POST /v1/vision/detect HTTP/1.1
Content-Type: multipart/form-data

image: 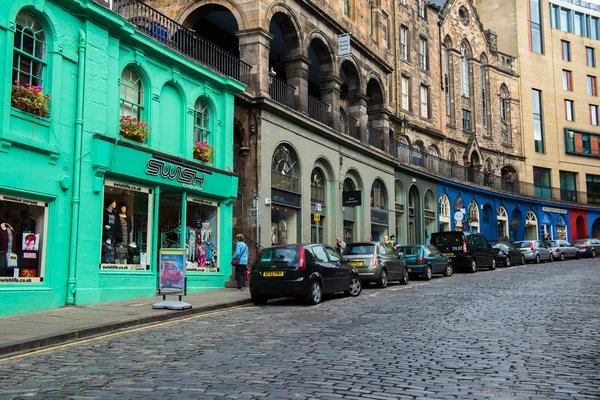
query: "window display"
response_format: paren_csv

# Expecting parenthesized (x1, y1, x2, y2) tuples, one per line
(0, 194, 48, 283)
(271, 207, 297, 245)
(185, 197, 219, 272)
(100, 180, 152, 270)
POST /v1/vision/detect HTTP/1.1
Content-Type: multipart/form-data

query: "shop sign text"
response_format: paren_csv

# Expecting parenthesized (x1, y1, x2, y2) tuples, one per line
(542, 206, 568, 215)
(146, 159, 206, 191)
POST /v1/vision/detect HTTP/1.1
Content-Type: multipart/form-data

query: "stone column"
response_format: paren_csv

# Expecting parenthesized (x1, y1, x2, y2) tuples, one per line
(368, 110, 391, 152)
(348, 94, 369, 144)
(320, 77, 343, 131)
(284, 54, 311, 114)
(237, 28, 273, 96)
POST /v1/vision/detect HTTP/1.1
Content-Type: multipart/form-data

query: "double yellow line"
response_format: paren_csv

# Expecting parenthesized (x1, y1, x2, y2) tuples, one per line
(0, 306, 249, 363)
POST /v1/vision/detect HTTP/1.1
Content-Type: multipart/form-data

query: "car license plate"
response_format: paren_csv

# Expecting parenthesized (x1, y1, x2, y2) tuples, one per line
(444, 252, 454, 257)
(263, 271, 284, 277)
(407, 268, 412, 272)
(520, 250, 526, 254)
(350, 261, 364, 267)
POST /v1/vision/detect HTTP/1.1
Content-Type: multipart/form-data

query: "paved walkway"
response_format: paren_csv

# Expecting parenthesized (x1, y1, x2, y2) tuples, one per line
(0, 288, 251, 356)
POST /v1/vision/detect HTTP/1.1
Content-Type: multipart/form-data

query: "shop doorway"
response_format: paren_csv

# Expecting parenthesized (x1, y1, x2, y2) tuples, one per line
(158, 193, 182, 250)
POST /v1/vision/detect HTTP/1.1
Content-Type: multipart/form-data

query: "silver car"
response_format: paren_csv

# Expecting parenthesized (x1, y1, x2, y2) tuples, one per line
(543, 240, 580, 261)
(512, 240, 552, 264)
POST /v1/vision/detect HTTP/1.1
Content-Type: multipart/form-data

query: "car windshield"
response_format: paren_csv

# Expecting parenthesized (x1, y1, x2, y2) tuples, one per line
(397, 246, 421, 256)
(573, 240, 587, 245)
(431, 233, 463, 245)
(257, 247, 299, 265)
(343, 244, 375, 255)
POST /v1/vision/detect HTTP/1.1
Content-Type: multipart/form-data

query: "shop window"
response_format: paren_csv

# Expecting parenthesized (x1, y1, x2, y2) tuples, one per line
(100, 180, 152, 270)
(0, 194, 48, 283)
(370, 179, 387, 210)
(193, 98, 210, 143)
(120, 67, 144, 120)
(185, 197, 219, 272)
(12, 12, 46, 87)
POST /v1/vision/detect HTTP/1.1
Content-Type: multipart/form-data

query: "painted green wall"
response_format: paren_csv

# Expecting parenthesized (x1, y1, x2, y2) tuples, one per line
(0, 0, 243, 316)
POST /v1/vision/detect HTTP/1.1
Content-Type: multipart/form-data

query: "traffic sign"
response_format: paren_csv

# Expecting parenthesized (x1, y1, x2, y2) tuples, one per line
(315, 203, 322, 212)
(314, 214, 321, 222)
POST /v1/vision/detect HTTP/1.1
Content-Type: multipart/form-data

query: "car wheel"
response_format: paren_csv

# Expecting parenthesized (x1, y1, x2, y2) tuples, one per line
(442, 263, 453, 277)
(469, 259, 477, 273)
(345, 276, 362, 297)
(399, 268, 409, 285)
(591, 249, 597, 258)
(505, 257, 511, 267)
(560, 253, 565, 261)
(547, 253, 553, 263)
(251, 294, 268, 305)
(489, 258, 497, 270)
(305, 281, 322, 305)
(521, 255, 526, 265)
(424, 266, 432, 281)
(535, 254, 541, 264)
(377, 269, 388, 288)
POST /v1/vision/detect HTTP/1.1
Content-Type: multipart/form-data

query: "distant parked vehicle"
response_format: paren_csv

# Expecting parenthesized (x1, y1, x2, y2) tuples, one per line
(489, 241, 524, 267)
(397, 244, 453, 280)
(250, 244, 362, 305)
(342, 242, 409, 287)
(572, 238, 600, 258)
(512, 240, 552, 264)
(543, 240, 580, 261)
(430, 231, 496, 273)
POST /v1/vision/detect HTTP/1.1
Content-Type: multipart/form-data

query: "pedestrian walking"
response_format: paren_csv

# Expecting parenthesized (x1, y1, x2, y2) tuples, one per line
(232, 233, 249, 291)
(334, 236, 346, 254)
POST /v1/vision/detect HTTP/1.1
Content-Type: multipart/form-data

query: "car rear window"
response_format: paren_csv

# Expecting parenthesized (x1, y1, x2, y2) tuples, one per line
(512, 241, 528, 248)
(257, 247, 299, 265)
(431, 233, 463, 246)
(397, 246, 420, 256)
(573, 240, 587, 245)
(344, 244, 375, 255)
(544, 241, 558, 246)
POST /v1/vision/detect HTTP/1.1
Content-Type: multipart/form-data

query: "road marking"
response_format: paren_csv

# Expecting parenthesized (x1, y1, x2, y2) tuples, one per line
(0, 307, 250, 363)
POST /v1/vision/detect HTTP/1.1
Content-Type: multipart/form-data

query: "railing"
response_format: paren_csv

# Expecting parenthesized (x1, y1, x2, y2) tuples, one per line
(271, 171, 299, 193)
(113, 0, 250, 85)
(340, 113, 360, 140)
(308, 95, 329, 125)
(269, 76, 296, 110)
(367, 123, 384, 150)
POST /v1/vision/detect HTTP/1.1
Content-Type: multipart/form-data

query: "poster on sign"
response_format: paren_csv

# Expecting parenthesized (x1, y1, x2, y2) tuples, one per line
(159, 248, 186, 292)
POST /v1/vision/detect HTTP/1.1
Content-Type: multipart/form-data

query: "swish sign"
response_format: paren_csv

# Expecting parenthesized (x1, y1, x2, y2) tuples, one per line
(146, 158, 206, 191)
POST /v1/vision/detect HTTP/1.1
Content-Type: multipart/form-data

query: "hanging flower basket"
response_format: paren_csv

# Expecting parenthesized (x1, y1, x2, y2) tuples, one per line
(511, 219, 519, 228)
(120, 116, 149, 143)
(11, 82, 50, 117)
(193, 141, 214, 163)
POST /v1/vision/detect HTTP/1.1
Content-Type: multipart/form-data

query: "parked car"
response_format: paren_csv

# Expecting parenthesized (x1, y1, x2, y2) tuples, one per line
(511, 240, 552, 264)
(430, 231, 496, 273)
(489, 241, 524, 267)
(543, 240, 580, 261)
(342, 242, 409, 288)
(572, 238, 600, 258)
(250, 244, 362, 305)
(396, 244, 453, 280)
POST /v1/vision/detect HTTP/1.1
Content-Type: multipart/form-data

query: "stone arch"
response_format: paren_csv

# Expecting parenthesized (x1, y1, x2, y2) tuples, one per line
(480, 52, 488, 64)
(344, 167, 364, 190)
(460, 38, 473, 57)
(500, 83, 510, 98)
(443, 35, 453, 49)
(264, 2, 303, 50)
(365, 72, 386, 109)
(271, 142, 302, 192)
(306, 30, 335, 72)
(176, 0, 247, 31)
(439, 193, 451, 231)
(340, 57, 363, 100)
(268, 7, 303, 82)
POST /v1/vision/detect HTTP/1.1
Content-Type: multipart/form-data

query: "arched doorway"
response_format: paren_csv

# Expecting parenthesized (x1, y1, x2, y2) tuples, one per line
(525, 211, 538, 240)
(497, 206, 508, 240)
(424, 190, 436, 242)
(395, 180, 405, 245)
(370, 179, 389, 241)
(481, 203, 494, 239)
(467, 200, 479, 233)
(182, 5, 240, 57)
(511, 208, 524, 241)
(408, 186, 421, 243)
(439, 194, 451, 232)
(557, 215, 568, 240)
(576, 216, 586, 239)
(592, 218, 600, 238)
(271, 144, 301, 245)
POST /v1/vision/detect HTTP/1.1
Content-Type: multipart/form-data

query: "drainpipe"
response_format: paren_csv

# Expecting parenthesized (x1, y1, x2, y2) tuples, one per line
(66, 30, 87, 305)
(248, 108, 260, 254)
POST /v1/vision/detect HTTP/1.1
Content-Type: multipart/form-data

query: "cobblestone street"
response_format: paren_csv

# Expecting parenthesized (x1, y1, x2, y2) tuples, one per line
(1, 260, 599, 400)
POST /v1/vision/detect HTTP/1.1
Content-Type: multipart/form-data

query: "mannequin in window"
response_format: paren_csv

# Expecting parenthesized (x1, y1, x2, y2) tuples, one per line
(115, 202, 132, 262)
(278, 217, 288, 242)
(102, 199, 120, 263)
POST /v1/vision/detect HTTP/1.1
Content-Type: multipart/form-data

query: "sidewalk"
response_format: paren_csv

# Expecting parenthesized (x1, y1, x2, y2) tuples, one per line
(0, 288, 251, 356)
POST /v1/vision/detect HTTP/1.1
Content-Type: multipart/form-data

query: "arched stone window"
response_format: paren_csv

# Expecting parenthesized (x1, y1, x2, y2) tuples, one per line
(497, 206, 508, 239)
(460, 42, 471, 98)
(526, 210, 538, 240)
(371, 179, 387, 210)
(427, 146, 439, 172)
(13, 11, 46, 87)
(194, 99, 210, 143)
(480, 53, 489, 130)
(468, 200, 479, 231)
(271, 144, 300, 193)
(310, 168, 326, 205)
(500, 85, 510, 121)
(439, 194, 451, 231)
(411, 143, 424, 167)
(120, 67, 144, 120)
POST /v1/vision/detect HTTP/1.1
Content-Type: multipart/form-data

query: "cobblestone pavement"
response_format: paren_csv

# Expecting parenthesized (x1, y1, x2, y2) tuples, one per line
(1, 259, 599, 400)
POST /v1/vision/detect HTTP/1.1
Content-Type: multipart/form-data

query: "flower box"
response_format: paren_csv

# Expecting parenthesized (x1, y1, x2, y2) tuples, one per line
(9, 107, 51, 143)
(11, 83, 50, 118)
(193, 141, 214, 163)
(120, 116, 149, 143)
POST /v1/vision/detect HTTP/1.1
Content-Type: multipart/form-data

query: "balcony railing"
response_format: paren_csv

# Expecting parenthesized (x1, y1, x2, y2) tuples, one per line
(340, 113, 360, 140)
(308, 95, 329, 125)
(367, 123, 384, 150)
(113, 0, 250, 85)
(269, 76, 296, 110)
(271, 171, 299, 193)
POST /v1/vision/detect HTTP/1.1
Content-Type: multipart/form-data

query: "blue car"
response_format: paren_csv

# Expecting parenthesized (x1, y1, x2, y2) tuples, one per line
(397, 245, 454, 280)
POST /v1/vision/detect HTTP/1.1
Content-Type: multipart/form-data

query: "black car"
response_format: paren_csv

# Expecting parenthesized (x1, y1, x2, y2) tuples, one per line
(490, 241, 524, 267)
(250, 244, 362, 305)
(572, 238, 600, 258)
(430, 231, 496, 272)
